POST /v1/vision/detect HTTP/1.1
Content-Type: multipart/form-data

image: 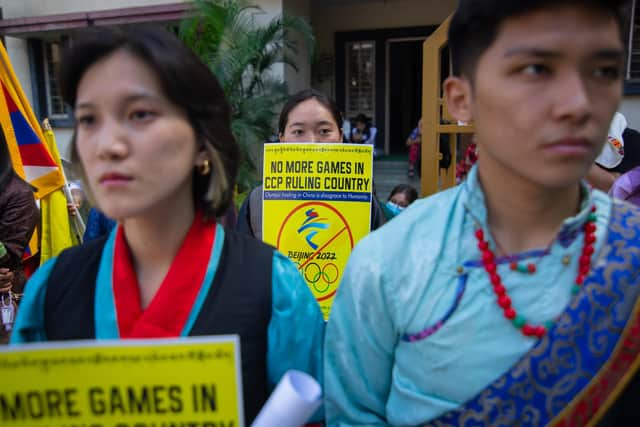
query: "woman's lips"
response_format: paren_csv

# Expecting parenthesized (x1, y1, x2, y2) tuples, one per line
(99, 172, 133, 187)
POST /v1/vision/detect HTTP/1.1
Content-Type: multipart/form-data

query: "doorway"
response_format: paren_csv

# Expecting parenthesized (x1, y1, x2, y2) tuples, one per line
(386, 39, 424, 156)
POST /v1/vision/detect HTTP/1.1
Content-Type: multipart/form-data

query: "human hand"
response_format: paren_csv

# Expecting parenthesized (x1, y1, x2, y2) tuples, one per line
(67, 202, 79, 216)
(0, 268, 13, 293)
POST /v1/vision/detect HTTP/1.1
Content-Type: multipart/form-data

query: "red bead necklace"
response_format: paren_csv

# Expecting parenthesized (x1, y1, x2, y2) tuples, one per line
(474, 206, 597, 339)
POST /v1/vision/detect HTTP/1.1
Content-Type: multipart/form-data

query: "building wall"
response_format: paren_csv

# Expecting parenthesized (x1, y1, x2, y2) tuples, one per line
(255, 0, 284, 23)
(0, 0, 292, 158)
(4, 0, 640, 156)
(0, 0, 186, 157)
(310, 0, 456, 97)
(4, 38, 32, 108)
(283, 0, 311, 94)
(620, 98, 640, 128)
(312, 0, 456, 51)
(310, 0, 640, 135)
(0, 0, 179, 17)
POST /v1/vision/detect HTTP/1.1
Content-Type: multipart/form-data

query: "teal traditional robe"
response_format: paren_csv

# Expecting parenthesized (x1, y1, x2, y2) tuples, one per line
(325, 166, 639, 426)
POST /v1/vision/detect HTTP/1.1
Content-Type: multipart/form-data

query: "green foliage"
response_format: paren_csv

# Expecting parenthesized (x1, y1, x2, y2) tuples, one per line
(234, 189, 249, 211)
(179, 0, 315, 191)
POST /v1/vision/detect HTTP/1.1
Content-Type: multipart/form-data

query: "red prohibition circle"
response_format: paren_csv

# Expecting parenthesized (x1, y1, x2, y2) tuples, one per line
(276, 201, 355, 250)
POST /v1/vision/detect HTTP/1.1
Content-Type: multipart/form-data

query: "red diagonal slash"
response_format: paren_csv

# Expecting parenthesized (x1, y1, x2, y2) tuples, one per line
(298, 226, 348, 271)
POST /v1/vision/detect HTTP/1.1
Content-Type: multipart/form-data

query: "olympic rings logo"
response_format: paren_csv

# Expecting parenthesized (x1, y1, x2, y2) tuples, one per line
(302, 262, 339, 293)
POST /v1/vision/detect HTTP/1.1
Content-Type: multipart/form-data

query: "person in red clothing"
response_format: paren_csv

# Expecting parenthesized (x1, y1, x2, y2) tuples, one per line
(406, 119, 422, 177)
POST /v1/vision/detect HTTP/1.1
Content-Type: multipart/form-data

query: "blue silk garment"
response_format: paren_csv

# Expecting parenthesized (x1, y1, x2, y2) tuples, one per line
(324, 166, 638, 426)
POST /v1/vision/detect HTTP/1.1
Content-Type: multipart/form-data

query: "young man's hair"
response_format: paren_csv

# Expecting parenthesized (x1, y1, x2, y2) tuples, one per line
(449, 0, 630, 79)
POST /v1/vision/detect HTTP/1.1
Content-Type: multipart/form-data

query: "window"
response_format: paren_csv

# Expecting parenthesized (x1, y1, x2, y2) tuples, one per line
(43, 41, 66, 119)
(28, 37, 73, 126)
(624, 1, 640, 97)
(345, 41, 375, 120)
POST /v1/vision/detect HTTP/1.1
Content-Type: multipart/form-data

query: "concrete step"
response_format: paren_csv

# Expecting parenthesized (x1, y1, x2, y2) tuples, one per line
(373, 160, 421, 200)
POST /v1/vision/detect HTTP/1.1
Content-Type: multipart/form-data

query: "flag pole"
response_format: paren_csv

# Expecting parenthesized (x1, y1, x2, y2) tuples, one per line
(42, 118, 85, 243)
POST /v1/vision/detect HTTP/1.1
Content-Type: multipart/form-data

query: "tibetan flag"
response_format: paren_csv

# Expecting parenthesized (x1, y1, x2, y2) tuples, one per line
(40, 120, 78, 265)
(0, 41, 65, 261)
(0, 42, 63, 199)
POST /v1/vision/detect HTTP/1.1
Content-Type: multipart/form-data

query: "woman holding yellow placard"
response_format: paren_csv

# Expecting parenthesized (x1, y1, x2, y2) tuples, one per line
(237, 89, 386, 239)
(10, 26, 324, 424)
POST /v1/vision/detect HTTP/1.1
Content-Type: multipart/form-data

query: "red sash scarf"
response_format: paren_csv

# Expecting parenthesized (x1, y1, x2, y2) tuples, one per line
(112, 212, 216, 338)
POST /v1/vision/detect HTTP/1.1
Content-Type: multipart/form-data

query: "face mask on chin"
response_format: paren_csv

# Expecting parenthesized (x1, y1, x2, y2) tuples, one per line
(385, 201, 405, 217)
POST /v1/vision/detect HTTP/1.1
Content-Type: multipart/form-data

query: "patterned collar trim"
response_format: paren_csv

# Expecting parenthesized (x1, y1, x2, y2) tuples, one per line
(462, 165, 593, 249)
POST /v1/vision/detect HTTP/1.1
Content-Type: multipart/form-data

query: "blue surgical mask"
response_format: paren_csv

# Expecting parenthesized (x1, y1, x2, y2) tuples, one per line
(385, 201, 405, 217)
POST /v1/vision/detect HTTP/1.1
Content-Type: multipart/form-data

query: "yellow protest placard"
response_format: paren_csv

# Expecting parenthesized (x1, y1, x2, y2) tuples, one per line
(262, 143, 373, 319)
(0, 336, 243, 427)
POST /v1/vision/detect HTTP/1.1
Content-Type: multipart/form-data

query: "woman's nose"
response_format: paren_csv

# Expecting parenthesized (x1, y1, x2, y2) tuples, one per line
(95, 120, 129, 160)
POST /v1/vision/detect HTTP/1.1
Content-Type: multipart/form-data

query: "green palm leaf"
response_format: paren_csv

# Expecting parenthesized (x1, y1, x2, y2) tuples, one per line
(180, 0, 315, 192)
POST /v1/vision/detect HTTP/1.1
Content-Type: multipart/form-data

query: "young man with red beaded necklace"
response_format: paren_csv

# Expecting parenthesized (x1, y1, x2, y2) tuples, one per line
(324, 0, 639, 425)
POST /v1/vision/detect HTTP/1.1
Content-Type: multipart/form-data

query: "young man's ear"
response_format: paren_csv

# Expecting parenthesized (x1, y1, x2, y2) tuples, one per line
(444, 76, 473, 124)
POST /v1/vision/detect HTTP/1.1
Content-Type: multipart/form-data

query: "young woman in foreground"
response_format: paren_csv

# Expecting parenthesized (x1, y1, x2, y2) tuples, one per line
(11, 26, 324, 424)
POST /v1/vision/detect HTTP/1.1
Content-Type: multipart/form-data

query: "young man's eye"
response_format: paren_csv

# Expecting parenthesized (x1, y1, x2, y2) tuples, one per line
(521, 64, 550, 76)
(594, 65, 622, 80)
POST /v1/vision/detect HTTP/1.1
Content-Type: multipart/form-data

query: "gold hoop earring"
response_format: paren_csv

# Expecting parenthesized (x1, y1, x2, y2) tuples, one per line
(198, 160, 211, 176)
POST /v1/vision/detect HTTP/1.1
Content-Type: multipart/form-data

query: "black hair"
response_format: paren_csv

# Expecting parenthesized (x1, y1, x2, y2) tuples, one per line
(59, 25, 239, 218)
(449, 0, 630, 78)
(278, 89, 343, 135)
(354, 113, 369, 125)
(352, 113, 372, 142)
(389, 184, 418, 205)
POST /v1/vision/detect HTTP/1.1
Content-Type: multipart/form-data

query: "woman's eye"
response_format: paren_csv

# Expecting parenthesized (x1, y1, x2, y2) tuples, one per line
(521, 64, 550, 76)
(130, 110, 155, 121)
(76, 115, 95, 126)
(319, 128, 333, 135)
(292, 129, 304, 137)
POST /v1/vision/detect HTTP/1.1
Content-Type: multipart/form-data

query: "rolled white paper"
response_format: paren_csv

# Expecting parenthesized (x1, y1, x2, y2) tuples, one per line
(251, 370, 322, 427)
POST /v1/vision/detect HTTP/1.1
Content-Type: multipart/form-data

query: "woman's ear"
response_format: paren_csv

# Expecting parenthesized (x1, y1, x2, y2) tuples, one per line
(278, 132, 285, 142)
(195, 146, 209, 166)
(444, 76, 474, 124)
